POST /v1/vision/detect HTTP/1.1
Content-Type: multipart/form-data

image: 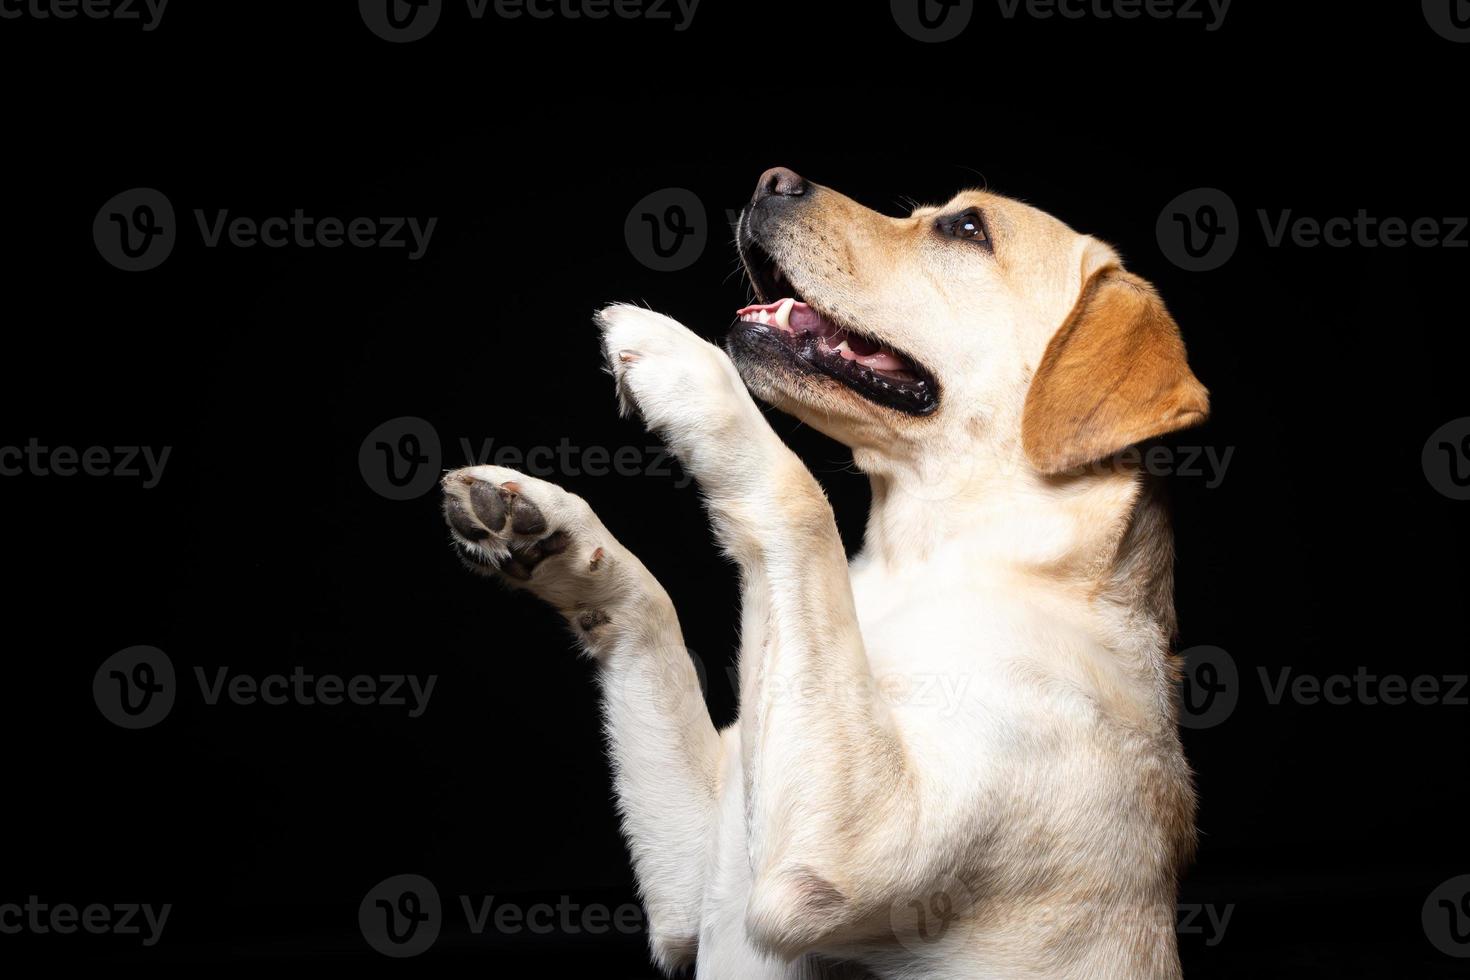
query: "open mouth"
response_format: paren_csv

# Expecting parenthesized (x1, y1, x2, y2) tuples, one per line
(730, 242, 938, 416)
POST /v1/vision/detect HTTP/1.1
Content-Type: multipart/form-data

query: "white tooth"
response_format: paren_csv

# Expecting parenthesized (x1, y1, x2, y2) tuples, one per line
(834, 339, 851, 354)
(757, 310, 770, 324)
(774, 298, 796, 331)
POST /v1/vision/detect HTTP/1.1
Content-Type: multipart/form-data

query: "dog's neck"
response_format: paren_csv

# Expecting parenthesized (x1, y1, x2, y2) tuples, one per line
(857, 447, 1178, 644)
(856, 450, 1181, 730)
(858, 448, 1140, 564)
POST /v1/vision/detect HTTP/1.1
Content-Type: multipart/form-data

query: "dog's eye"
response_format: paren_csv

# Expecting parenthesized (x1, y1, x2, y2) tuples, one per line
(938, 209, 990, 248)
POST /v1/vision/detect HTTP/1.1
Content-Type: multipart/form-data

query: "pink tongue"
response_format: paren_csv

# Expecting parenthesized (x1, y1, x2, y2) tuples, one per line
(735, 299, 912, 374)
(789, 303, 834, 336)
(850, 350, 911, 372)
(823, 327, 910, 371)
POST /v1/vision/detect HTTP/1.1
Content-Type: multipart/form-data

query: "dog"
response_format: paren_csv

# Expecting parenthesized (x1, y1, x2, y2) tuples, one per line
(440, 168, 1209, 979)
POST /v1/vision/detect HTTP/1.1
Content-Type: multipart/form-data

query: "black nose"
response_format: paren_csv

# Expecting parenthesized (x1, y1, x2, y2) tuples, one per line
(753, 166, 808, 203)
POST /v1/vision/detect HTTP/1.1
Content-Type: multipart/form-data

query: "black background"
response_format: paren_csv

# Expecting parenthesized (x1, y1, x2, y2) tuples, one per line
(1, 1, 1467, 975)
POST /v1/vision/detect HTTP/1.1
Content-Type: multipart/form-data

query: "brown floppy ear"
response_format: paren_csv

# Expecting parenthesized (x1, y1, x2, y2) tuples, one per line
(1022, 259, 1210, 476)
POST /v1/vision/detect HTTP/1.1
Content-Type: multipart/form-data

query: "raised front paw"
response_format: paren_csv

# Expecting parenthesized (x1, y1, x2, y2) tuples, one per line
(595, 304, 772, 481)
(596, 303, 753, 425)
(441, 466, 635, 639)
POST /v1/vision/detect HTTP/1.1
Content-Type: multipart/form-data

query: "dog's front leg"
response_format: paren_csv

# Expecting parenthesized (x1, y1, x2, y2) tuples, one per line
(440, 465, 721, 971)
(598, 306, 924, 960)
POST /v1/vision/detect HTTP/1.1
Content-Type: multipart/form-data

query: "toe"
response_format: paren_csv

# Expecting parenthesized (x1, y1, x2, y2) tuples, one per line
(468, 479, 509, 530)
(505, 487, 548, 535)
(445, 495, 489, 541)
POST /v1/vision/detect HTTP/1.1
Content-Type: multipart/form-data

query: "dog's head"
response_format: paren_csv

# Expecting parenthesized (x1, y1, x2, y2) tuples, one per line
(730, 168, 1209, 480)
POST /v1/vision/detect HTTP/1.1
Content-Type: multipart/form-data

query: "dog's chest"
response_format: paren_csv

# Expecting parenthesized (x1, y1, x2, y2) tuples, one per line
(848, 564, 1034, 716)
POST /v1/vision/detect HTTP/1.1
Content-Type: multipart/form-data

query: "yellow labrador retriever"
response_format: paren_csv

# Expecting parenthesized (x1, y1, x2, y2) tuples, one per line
(441, 168, 1209, 979)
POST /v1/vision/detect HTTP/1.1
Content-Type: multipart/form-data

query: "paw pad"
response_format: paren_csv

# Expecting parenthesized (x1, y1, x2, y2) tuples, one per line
(442, 472, 565, 581)
(502, 529, 569, 580)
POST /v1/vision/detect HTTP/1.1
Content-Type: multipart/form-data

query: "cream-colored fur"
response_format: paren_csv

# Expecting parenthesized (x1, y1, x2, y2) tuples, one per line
(440, 175, 1208, 978)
